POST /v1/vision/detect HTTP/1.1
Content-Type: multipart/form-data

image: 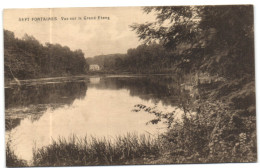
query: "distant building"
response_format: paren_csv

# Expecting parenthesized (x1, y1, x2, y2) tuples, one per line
(89, 64, 100, 71)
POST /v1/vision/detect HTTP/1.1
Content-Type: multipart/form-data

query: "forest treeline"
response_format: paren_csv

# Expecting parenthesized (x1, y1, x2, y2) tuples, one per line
(4, 30, 88, 81)
(131, 6, 254, 80)
(86, 53, 126, 71)
(5, 5, 254, 81)
(87, 43, 176, 73)
(5, 6, 255, 81)
(87, 5, 254, 81)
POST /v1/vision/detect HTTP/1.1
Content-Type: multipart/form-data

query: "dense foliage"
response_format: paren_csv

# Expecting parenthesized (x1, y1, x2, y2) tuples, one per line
(131, 5, 254, 79)
(130, 5, 256, 163)
(87, 43, 178, 74)
(87, 6, 254, 78)
(4, 30, 88, 81)
(32, 134, 160, 166)
(89, 6, 254, 77)
(86, 53, 126, 73)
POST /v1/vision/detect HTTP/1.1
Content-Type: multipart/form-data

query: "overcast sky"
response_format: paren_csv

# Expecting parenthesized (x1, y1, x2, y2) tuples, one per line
(4, 7, 156, 57)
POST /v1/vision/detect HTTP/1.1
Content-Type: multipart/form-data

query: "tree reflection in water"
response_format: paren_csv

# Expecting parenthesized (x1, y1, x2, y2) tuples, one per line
(5, 79, 88, 130)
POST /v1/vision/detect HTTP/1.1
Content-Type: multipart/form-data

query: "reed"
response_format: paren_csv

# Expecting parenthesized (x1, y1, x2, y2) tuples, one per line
(32, 133, 161, 166)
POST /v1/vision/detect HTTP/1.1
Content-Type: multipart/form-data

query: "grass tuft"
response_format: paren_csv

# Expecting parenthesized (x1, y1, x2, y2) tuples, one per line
(32, 133, 161, 166)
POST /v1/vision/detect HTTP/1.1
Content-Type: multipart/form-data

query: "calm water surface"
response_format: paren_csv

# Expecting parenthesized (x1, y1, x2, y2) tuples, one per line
(5, 75, 186, 161)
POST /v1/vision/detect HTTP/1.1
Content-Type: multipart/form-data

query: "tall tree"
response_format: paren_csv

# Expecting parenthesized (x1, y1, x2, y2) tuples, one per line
(131, 5, 254, 79)
(4, 30, 89, 80)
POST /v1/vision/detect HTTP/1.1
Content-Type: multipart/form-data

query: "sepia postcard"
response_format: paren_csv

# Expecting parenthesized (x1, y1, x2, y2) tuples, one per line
(4, 6, 256, 167)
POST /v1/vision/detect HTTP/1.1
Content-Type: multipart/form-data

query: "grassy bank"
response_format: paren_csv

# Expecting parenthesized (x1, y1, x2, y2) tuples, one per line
(32, 134, 161, 166)
(6, 77, 256, 166)
(7, 107, 256, 167)
(7, 90, 257, 166)
(6, 142, 27, 167)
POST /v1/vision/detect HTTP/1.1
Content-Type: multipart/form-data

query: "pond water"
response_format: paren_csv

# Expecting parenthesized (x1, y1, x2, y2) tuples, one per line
(5, 75, 188, 162)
